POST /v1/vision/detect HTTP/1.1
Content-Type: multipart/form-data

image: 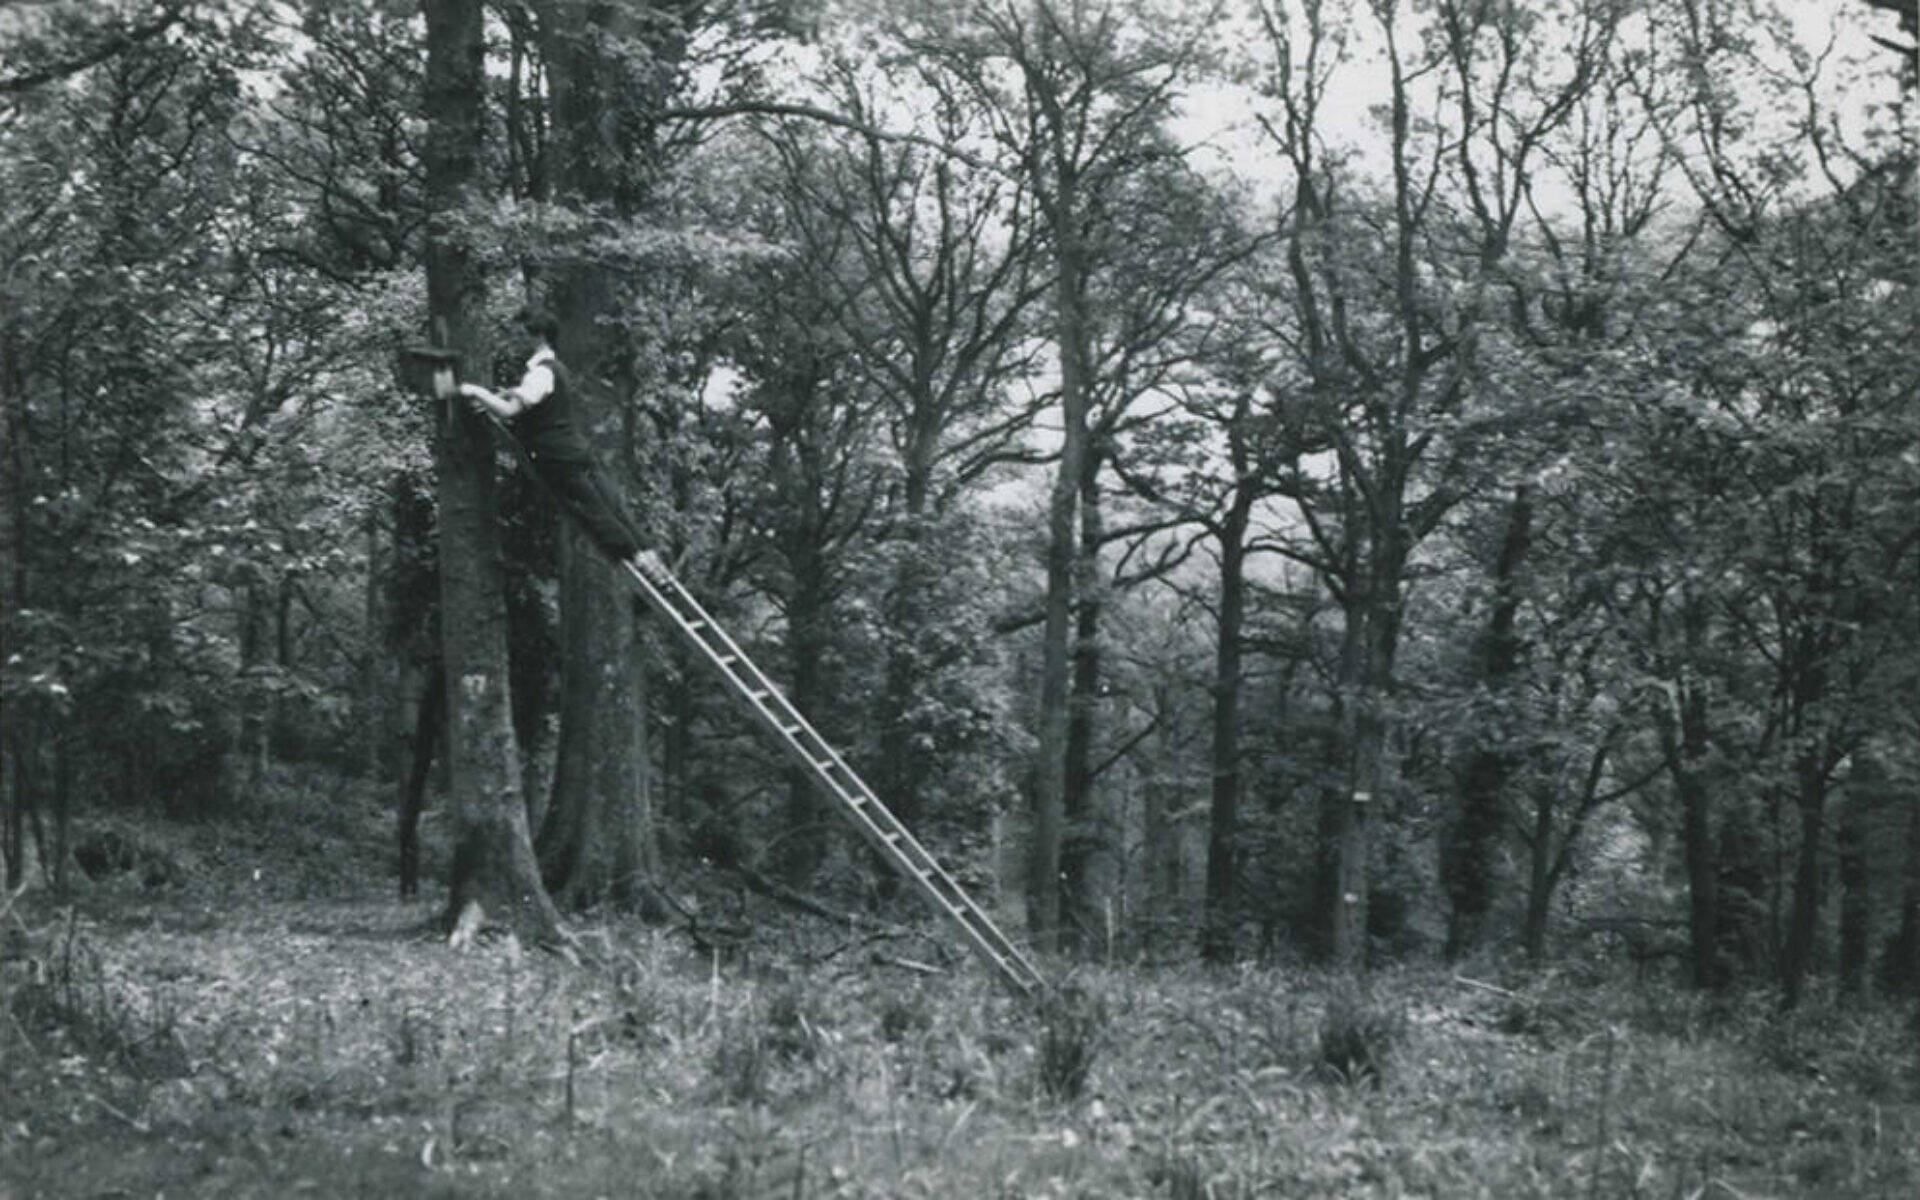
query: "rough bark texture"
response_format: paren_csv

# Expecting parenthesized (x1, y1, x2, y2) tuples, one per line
(1201, 490, 1251, 964)
(1061, 453, 1109, 954)
(1886, 785, 1920, 1004)
(525, 0, 671, 912)
(537, 527, 653, 909)
(1778, 757, 1830, 1009)
(397, 662, 443, 899)
(1029, 227, 1088, 953)
(778, 548, 831, 886)
(1658, 671, 1724, 990)
(424, 0, 559, 943)
(1443, 486, 1531, 960)
(1835, 782, 1868, 999)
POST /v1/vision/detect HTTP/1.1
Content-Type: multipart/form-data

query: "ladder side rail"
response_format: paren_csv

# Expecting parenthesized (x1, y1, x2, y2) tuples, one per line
(637, 572, 1044, 979)
(640, 569, 906, 817)
(626, 562, 1045, 993)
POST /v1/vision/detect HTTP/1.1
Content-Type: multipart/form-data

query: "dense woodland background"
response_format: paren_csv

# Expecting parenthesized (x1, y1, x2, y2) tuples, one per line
(3, 0, 1917, 1015)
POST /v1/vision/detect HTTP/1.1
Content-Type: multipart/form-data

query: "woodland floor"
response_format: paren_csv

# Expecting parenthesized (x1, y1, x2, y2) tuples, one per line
(3, 776, 1918, 1198)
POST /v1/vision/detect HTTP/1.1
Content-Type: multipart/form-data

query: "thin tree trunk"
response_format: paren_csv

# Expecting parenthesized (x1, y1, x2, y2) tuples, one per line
(399, 662, 444, 898)
(1778, 759, 1828, 1010)
(1202, 493, 1251, 964)
(1142, 679, 1179, 951)
(779, 556, 830, 886)
(1659, 682, 1723, 990)
(52, 730, 72, 896)
(1331, 550, 1403, 969)
(240, 580, 271, 794)
(1029, 218, 1090, 955)
(1884, 782, 1920, 1010)
(1061, 453, 1106, 954)
(1835, 780, 1867, 1000)
(1521, 780, 1556, 961)
(361, 511, 386, 778)
(872, 498, 931, 902)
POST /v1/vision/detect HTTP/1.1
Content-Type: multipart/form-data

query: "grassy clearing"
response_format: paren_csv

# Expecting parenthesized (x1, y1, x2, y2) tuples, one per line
(3, 797, 1916, 1197)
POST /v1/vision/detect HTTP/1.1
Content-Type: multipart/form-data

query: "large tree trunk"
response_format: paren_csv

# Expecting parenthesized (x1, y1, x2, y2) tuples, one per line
(1443, 485, 1531, 960)
(526, 0, 665, 912)
(1202, 492, 1252, 964)
(424, 0, 559, 943)
(537, 526, 654, 909)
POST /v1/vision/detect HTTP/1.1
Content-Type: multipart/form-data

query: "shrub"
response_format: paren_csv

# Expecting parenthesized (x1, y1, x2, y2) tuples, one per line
(1035, 980, 1106, 1102)
(1314, 989, 1403, 1088)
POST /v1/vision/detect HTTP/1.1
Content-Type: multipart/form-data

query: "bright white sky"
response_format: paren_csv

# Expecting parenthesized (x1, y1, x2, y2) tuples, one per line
(1170, 0, 1908, 218)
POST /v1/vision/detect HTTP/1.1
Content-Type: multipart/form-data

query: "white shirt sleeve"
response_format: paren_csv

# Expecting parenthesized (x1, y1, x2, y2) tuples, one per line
(513, 356, 556, 406)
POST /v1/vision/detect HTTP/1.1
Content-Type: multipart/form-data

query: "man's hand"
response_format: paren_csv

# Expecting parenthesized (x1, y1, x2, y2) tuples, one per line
(459, 382, 494, 416)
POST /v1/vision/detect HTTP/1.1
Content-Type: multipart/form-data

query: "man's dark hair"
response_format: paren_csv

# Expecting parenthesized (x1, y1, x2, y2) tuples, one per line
(516, 305, 560, 344)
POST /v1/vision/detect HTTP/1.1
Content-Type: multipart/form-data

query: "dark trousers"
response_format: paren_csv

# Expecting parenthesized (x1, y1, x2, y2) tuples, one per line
(532, 455, 644, 563)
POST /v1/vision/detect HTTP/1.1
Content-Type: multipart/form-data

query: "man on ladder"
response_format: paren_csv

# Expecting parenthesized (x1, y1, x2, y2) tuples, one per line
(439, 307, 1045, 995)
(456, 304, 669, 582)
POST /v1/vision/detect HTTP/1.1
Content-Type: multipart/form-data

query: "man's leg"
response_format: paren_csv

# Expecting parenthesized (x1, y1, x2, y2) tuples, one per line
(580, 471, 670, 581)
(536, 459, 643, 563)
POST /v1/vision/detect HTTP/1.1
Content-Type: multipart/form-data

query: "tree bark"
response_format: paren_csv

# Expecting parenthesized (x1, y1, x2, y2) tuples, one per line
(398, 661, 443, 899)
(778, 547, 831, 886)
(1061, 450, 1108, 954)
(1443, 485, 1531, 960)
(1886, 783, 1920, 1002)
(424, 0, 559, 943)
(239, 578, 272, 794)
(1778, 753, 1830, 1009)
(537, 527, 654, 909)
(1028, 207, 1089, 955)
(1142, 679, 1181, 951)
(1835, 779, 1868, 999)
(1521, 783, 1555, 961)
(1202, 489, 1252, 964)
(1658, 674, 1724, 989)
(523, 0, 667, 912)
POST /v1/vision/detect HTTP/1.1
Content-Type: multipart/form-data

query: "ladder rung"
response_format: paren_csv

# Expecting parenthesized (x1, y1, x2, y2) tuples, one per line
(626, 554, 1045, 996)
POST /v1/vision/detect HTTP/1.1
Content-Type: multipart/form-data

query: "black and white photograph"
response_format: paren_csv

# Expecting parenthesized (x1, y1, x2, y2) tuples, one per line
(2, 0, 1916, 1195)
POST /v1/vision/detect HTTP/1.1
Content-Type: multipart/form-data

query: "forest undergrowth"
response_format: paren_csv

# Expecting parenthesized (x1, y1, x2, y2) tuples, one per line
(3, 780, 1917, 1198)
